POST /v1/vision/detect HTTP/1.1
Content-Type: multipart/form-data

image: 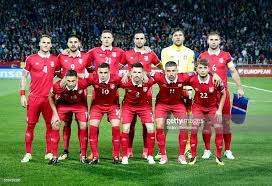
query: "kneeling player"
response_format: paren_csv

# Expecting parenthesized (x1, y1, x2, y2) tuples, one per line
(48, 70, 88, 165)
(120, 62, 156, 165)
(153, 61, 190, 164)
(85, 63, 121, 164)
(188, 58, 226, 165)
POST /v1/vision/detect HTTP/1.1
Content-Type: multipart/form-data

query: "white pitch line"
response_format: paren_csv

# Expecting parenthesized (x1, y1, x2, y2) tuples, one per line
(228, 82, 272, 93)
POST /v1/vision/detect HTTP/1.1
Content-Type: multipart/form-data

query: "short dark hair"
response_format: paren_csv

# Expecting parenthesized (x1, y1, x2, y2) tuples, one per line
(171, 28, 185, 36)
(134, 30, 145, 37)
(208, 31, 220, 39)
(68, 34, 80, 41)
(132, 62, 143, 68)
(98, 62, 110, 69)
(40, 34, 51, 41)
(196, 58, 209, 67)
(101, 30, 113, 36)
(165, 61, 177, 68)
(65, 69, 78, 77)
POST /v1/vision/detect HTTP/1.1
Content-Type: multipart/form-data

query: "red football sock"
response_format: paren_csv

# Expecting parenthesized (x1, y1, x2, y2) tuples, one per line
(179, 129, 188, 156)
(128, 115, 136, 148)
(190, 130, 198, 158)
(79, 128, 87, 157)
(143, 124, 148, 148)
(89, 125, 99, 158)
(25, 123, 36, 154)
(63, 124, 71, 151)
(121, 132, 129, 157)
(156, 128, 166, 155)
(51, 130, 60, 157)
(202, 124, 212, 150)
(147, 132, 155, 156)
(45, 122, 52, 154)
(215, 127, 223, 157)
(223, 122, 231, 150)
(112, 126, 120, 157)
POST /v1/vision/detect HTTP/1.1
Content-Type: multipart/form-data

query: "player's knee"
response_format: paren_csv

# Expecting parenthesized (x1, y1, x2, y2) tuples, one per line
(122, 124, 130, 133)
(79, 122, 87, 130)
(145, 123, 154, 133)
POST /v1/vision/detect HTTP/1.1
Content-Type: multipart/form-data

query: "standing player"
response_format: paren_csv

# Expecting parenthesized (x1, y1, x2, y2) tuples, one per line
(57, 35, 91, 161)
(48, 70, 88, 165)
(84, 63, 121, 164)
(119, 31, 163, 158)
(158, 28, 195, 159)
(20, 35, 59, 163)
(188, 58, 226, 165)
(153, 61, 190, 165)
(120, 63, 156, 165)
(198, 32, 244, 159)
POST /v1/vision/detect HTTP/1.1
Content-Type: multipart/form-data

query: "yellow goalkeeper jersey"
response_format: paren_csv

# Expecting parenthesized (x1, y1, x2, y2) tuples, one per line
(161, 45, 195, 73)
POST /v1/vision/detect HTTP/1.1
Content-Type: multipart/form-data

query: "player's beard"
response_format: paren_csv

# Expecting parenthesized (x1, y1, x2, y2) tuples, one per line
(135, 44, 144, 49)
(168, 75, 176, 81)
(199, 74, 208, 78)
(70, 47, 78, 52)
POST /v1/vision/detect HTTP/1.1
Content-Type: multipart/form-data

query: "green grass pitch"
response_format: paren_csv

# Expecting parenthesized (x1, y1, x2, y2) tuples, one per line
(0, 77, 272, 185)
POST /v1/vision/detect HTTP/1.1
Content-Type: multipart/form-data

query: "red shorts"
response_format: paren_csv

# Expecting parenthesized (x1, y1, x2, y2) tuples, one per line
(27, 96, 52, 123)
(147, 87, 153, 105)
(122, 104, 153, 124)
(57, 104, 88, 122)
(222, 89, 231, 117)
(192, 105, 221, 127)
(89, 104, 120, 121)
(155, 102, 187, 119)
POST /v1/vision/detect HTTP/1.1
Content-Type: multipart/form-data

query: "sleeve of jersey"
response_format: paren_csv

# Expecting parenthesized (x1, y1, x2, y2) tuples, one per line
(160, 49, 168, 69)
(151, 52, 160, 66)
(54, 56, 61, 73)
(86, 50, 94, 69)
(78, 78, 89, 89)
(86, 74, 95, 85)
(186, 51, 195, 72)
(226, 52, 232, 63)
(24, 56, 31, 72)
(119, 52, 127, 66)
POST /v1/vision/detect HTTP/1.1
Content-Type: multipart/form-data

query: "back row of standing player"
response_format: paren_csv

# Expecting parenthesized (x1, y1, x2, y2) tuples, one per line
(20, 29, 244, 164)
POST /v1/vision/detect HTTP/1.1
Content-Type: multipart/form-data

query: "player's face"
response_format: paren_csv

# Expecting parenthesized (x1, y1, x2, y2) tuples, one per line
(98, 67, 110, 82)
(66, 76, 78, 90)
(172, 31, 184, 46)
(196, 64, 209, 77)
(165, 66, 178, 81)
(134, 33, 146, 49)
(207, 35, 220, 50)
(67, 37, 80, 52)
(101, 33, 114, 47)
(131, 67, 143, 83)
(39, 37, 52, 53)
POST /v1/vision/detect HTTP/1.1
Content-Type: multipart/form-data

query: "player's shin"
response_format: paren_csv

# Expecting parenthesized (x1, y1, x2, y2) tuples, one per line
(51, 130, 60, 158)
(223, 119, 231, 150)
(112, 125, 120, 157)
(156, 128, 166, 155)
(45, 122, 52, 154)
(128, 115, 136, 149)
(79, 123, 88, 157)
(63, 122, 71, 151)
(25, 123, 36, 153)
(202, 123, 212, 150)
(89, 125, 99, 158)
(215, 127, 223, 157)
(179, 128, 188, 156)
(121, 132, 129, 157)
(190, 129, 198, 158)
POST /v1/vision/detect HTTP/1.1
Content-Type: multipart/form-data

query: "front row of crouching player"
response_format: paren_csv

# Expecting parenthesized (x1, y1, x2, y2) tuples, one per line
(48, 59, 225, 166)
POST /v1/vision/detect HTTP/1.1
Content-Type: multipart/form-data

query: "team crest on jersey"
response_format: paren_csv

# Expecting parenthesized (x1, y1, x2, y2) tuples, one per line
(219, 58, 224, 63)
(144, 56, 149, 61)
(50, 61, 54, 67)
(99, 54, 102, 56)
(95, 85, 99, 88)
(72, 95, 77, 99)
(130, 57, 134, 60)
(209, 87, 214, 93)
(128, 89, 132, 92)
(78, 59, 83, 64)
(78, 90, 83, 94)
(35, 62, 39, 65)
(110, 84, 115, 89)
(195, 88, 199, 92)
(162, 84, 167, 87)
(178, 83, 182, 87)
(64, 60, 68, 63)
(143, 87, 148, 92)
(112, 52, 116, 57)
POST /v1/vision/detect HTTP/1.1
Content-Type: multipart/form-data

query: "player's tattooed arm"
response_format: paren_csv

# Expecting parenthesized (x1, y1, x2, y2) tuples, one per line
(209, 72, 222, 87)
(20, 70, 28, 108)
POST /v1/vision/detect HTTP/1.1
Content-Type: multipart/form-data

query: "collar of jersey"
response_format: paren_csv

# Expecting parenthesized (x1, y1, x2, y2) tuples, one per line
(68, 51, 81, 58)
(101, 46, 113, 51)
(198, 74, 210, 84)
(99, 75, 110, 84)
(165, 74, 178, 84)
(38, 51, 50, 58)
(66, 83, 78, 91)
(208, 49, 221, 56)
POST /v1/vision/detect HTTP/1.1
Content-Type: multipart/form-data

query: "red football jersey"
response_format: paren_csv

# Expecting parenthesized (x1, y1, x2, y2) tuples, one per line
(153, 72, 190, 105)
(120, 49, 160, 72)
(87, 47, 124, 74)
(24, 53, 59, 97)
(121, 78, 154, 106)
(58, 51, 91, 78)
(189, 74, 225, 109)
(84, 74, 121, 105)
(52, 80, 88, 106)
(198, 50, 232, 88)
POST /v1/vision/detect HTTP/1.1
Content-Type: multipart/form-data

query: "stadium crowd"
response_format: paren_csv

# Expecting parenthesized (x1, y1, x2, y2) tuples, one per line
(0, 0, 272, 64)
